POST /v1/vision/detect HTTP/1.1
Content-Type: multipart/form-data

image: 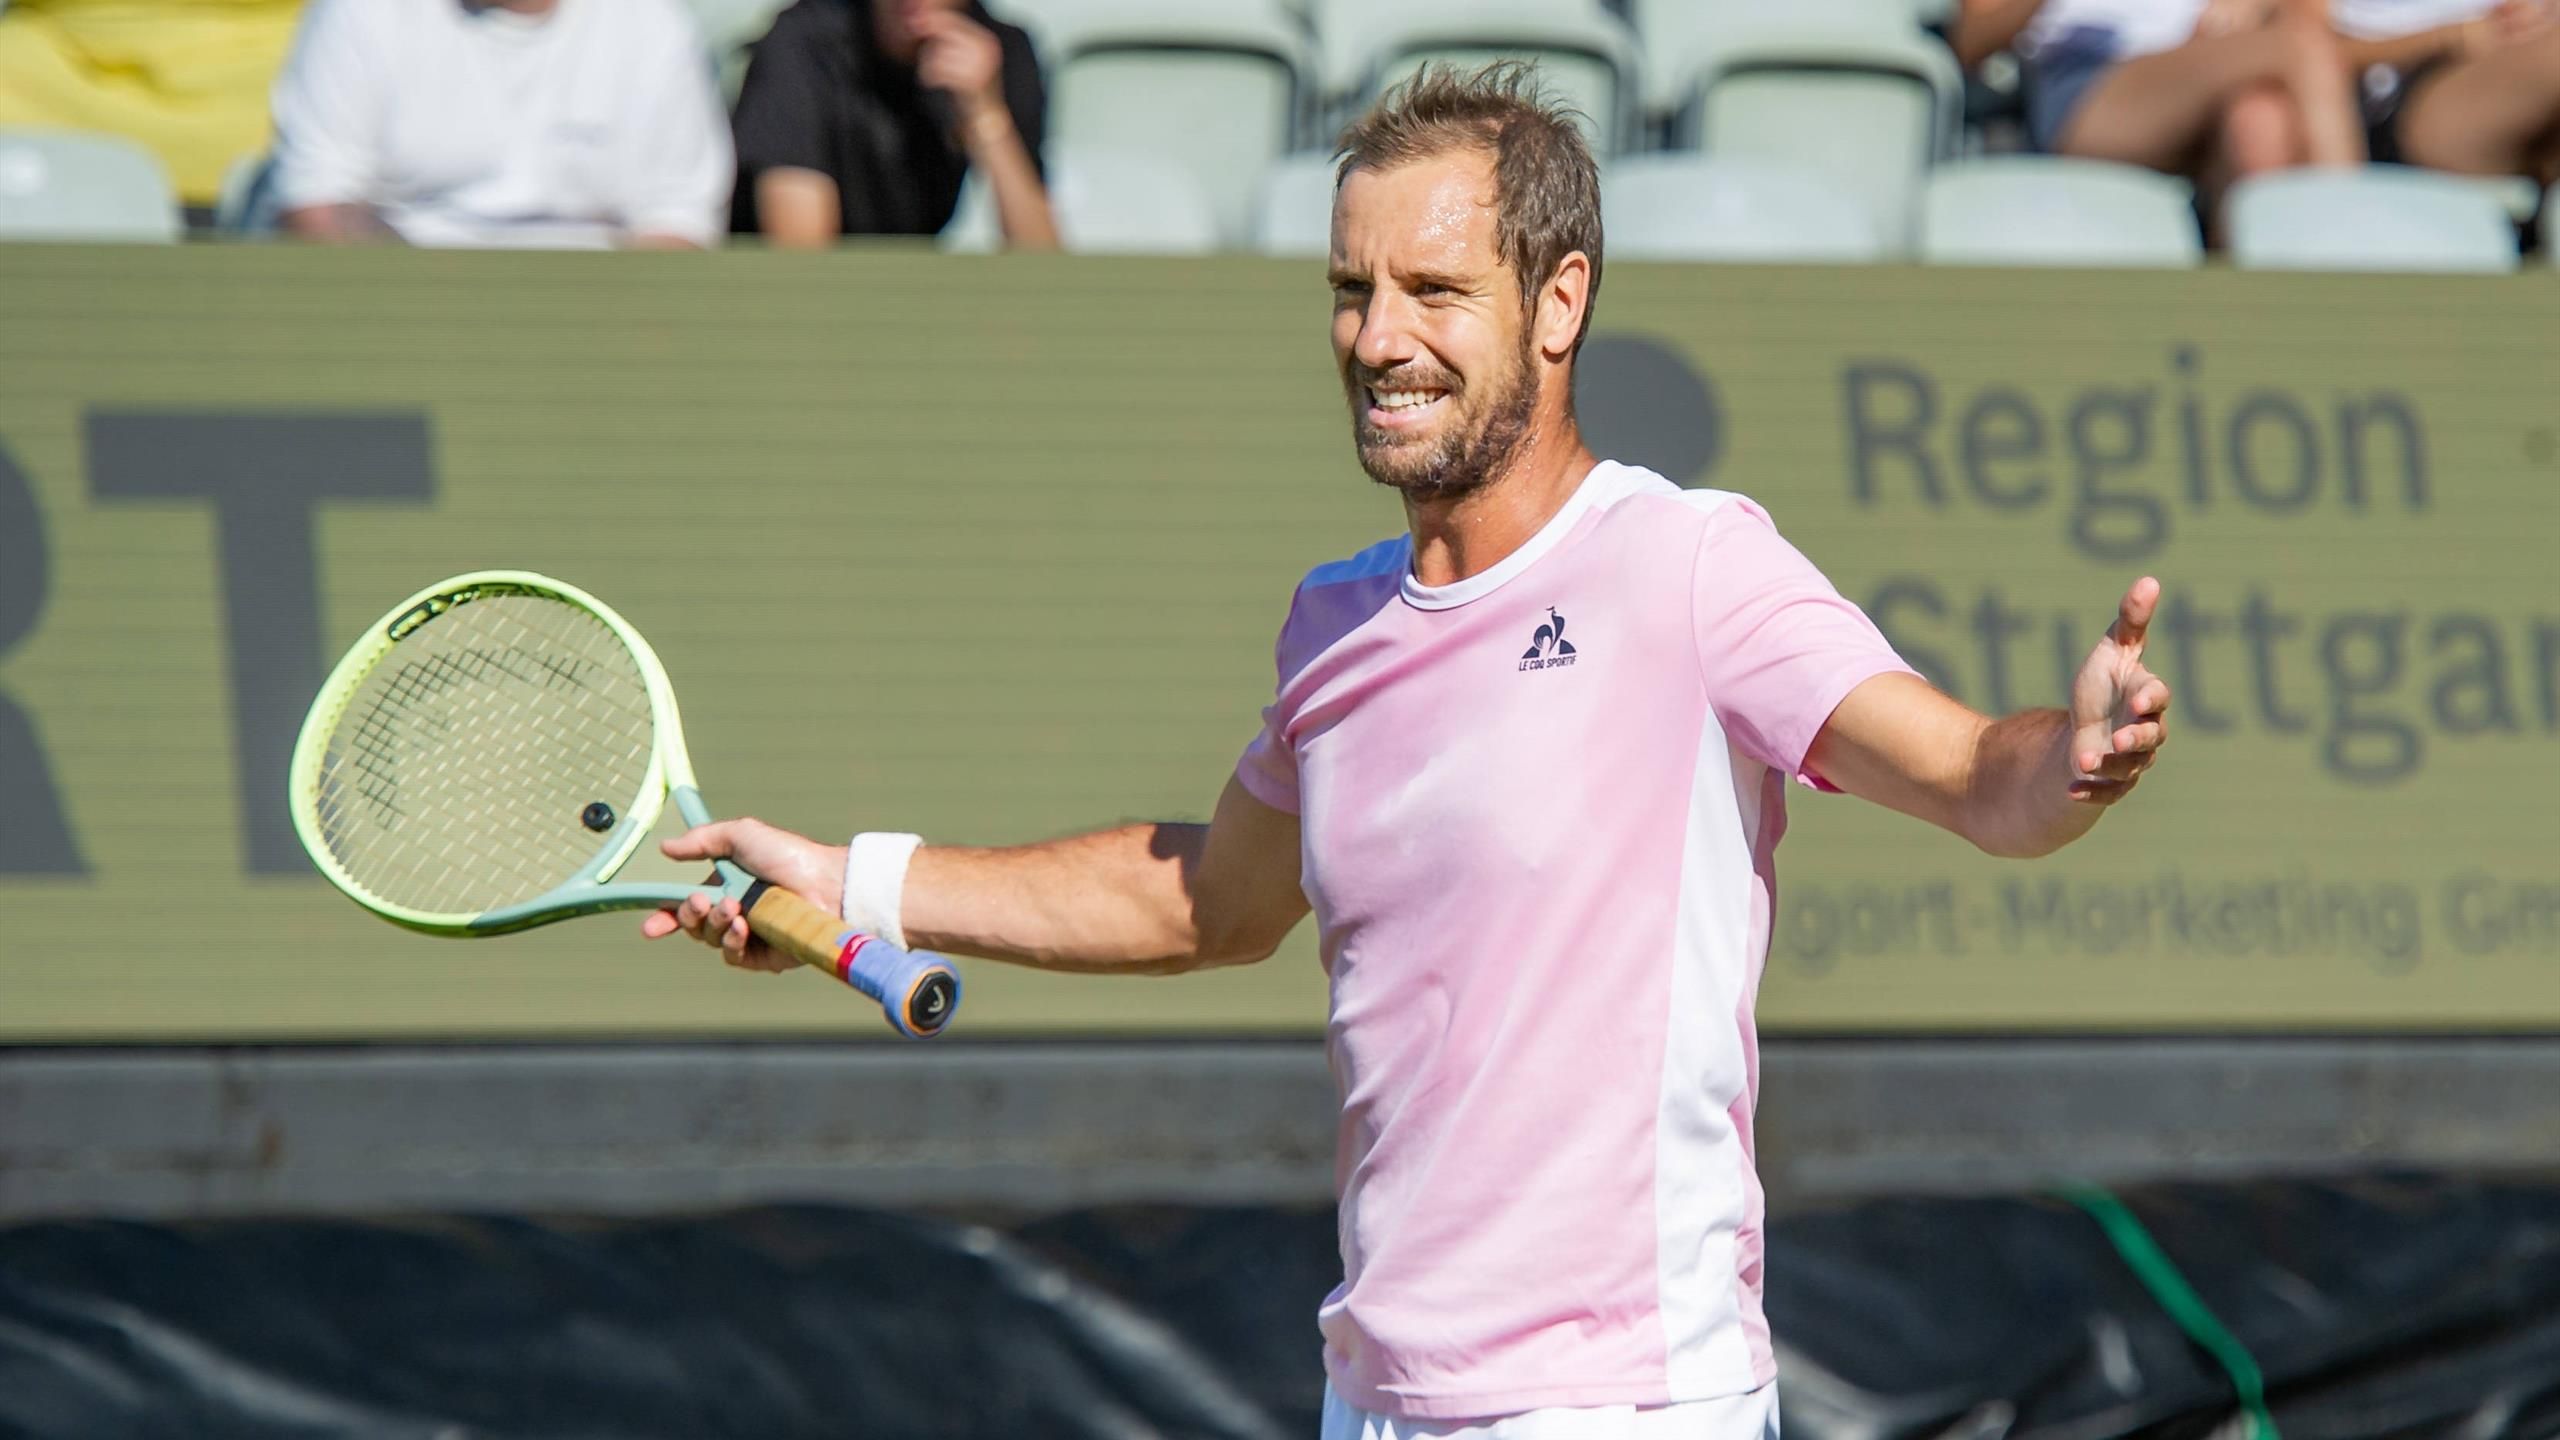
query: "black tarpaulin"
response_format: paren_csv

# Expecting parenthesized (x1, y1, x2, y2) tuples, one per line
(4, 1174, 2559, 1439)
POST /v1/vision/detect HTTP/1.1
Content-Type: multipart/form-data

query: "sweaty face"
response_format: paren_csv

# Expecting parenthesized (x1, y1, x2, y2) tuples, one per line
(1329, 152, 1539, 504)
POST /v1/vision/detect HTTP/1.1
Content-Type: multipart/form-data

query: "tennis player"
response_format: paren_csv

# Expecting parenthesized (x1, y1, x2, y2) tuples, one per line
(645, 64, 2170, 1440)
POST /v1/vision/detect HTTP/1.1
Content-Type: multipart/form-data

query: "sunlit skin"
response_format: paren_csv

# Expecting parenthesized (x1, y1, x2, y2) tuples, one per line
(1328, 149, 1600, 590)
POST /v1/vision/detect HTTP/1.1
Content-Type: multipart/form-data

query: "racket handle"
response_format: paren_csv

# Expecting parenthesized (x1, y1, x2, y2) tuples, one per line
(738, 881, 961, 1039)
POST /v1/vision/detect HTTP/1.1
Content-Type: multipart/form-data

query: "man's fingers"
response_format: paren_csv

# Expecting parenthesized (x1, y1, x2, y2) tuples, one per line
(2088, 749, 2153, 781)
(2112, 720, 2166, 754)
(2124, 671, 2171, 719)
(2111, 576, 2160, 652)
(641, 909, 680, 940)
(2069, 773, 2140, 803)
(660, 822, 739, 864)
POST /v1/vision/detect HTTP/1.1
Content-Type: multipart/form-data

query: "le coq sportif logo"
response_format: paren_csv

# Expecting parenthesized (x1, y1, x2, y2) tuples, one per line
(1519, 607, 1578, 672)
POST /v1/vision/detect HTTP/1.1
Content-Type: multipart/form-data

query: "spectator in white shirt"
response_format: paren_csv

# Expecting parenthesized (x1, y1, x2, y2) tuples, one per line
(1957, 0, 2363, 221)
(272, 0, 733, 249)
(2333, 0, 2560, 180)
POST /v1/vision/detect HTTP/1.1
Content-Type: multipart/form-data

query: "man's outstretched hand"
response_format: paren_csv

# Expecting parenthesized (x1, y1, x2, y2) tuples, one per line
(638, 819, 846, 973)
(2067, 577, 2172, 805)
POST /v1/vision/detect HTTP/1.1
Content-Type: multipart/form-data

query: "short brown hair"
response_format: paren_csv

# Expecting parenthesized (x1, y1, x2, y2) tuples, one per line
(1334, 61, 1605, 350)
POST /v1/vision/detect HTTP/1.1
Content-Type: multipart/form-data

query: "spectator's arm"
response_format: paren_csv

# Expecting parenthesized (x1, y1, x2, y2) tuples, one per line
(285, 203, 402, 242)
(913, 9, 1058, 251)
(958, 96, 1058, 251)
(754, 167, 843, 248)
(620, 29, 734, 249)
(1952, 0, 2048, 67)
(731, 6, 843, 245)
(271, 0, 390, 241)
(2334, 21, 2478, 67)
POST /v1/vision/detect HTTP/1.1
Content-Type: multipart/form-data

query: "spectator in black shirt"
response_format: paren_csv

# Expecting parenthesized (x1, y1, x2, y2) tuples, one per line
(731, 0, 1055, 248)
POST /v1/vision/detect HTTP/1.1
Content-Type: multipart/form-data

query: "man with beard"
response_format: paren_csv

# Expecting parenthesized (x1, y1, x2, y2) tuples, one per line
(644, 63, 2172, 1438)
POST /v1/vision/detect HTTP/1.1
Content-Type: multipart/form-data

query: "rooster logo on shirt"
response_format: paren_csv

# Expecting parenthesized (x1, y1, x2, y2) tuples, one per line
(1518, 607, 1578, 671)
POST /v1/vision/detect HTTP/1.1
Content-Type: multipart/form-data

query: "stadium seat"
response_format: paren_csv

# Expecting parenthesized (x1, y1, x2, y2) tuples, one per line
(1602, 156, 1883, 263)
(1253, 150, 1338, 258)
(942, 143, 1222, 255)
(681, 0, 793, 99)
(1919, 156, 2200, 267)
(1005, 0, 1313, 246)
(0, 128, 180, 242)
(1312, 0, 1641, 153)
(1641, 2, 1960, 254)
(2228, 166, 2518, 273)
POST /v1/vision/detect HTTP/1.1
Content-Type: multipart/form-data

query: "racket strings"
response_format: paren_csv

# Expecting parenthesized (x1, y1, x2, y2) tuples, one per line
(311, 594, 656, 916)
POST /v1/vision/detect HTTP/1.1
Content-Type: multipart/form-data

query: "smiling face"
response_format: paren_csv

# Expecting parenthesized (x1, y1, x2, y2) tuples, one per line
(1329, 148, 1543, 505)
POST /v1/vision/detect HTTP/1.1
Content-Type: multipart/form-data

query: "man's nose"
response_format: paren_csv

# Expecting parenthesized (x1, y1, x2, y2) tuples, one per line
(1352, 291, 1417, 374)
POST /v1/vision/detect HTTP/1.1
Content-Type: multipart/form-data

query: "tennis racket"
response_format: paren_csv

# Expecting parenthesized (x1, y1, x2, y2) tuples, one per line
(287, 569, 960, 1038)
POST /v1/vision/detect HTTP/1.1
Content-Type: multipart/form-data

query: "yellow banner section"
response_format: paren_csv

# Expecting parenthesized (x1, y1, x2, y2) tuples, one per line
(0, 247, 2552, 1038)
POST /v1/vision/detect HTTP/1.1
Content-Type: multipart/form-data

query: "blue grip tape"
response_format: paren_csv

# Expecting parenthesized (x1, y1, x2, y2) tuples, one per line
(836, 935, 962, 1040)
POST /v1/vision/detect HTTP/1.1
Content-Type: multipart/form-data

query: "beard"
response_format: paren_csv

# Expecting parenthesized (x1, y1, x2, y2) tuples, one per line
(1347, 334, 1540, 505)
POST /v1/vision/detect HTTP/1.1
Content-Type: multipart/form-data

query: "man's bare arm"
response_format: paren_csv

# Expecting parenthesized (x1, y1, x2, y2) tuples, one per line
(644, 775, 1308, 975)
(283, 203, 402, 243)
(1807, 578, 2171, 858)
(911, 8, 1059, 252)
(954, 99, 1059, 251)
(754, 167, 843, 249)
(902, 778, 1304, 971)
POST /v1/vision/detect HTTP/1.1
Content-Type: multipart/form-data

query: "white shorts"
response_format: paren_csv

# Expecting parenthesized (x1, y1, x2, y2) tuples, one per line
(1320, 1384, 1780, 1440)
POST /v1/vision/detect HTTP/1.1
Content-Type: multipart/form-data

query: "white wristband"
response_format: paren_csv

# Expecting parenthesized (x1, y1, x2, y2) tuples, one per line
(840, 832, 923, 950)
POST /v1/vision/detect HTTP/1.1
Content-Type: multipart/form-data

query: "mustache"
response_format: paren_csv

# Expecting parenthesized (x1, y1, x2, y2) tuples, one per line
(1349, 364, 1461, 393)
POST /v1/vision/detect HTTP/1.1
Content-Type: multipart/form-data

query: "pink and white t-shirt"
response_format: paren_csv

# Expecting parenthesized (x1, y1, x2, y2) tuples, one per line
(1236, 461, 1914, 1421)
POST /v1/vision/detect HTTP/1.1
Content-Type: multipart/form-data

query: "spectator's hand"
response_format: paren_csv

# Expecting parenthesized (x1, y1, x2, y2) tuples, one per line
(2194, 0, 2278, 37)
(911, 7, 1006, 114)
(2193, 0, 2278, 37)
(2457, 0, 2560, 49)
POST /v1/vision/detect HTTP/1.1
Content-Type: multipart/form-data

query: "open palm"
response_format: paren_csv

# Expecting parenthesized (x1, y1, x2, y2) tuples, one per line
(2067, 577, 2172, 804)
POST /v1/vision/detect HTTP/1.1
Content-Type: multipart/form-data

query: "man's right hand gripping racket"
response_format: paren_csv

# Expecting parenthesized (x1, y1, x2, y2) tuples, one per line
(287, 570, 960, 1039)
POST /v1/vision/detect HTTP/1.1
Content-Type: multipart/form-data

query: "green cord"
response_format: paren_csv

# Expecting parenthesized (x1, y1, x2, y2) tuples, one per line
(2057, 1183, 2280, 1440)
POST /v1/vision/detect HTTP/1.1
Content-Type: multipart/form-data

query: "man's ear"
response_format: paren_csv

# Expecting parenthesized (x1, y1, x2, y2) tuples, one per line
(1535, 251, 1592, 362)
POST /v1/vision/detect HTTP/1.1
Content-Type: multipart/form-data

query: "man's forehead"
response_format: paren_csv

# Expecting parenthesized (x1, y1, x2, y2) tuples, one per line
(1331, 152, 1502, 272)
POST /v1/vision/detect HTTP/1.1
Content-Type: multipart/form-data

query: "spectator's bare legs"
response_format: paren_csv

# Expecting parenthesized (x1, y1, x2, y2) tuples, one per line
(2397, 24, 2560, 183)
(2058, 16, 2363, 183)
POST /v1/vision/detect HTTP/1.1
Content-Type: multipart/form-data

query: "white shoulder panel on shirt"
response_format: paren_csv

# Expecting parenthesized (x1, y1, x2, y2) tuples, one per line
(1669, 486, 1744, 520)
(1585, 460, 1682, 509)
(1302, 534, 1410, 592)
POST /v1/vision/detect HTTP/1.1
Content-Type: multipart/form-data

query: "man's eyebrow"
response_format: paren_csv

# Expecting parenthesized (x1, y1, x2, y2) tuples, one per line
(1327, 265, 1476, 290)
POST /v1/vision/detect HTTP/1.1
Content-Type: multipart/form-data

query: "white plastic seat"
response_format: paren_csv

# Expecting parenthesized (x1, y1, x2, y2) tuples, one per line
(1314, 0, 1641, 153)
(2228, 166, 2517, 273)
(1006, 0, 1312, 246)
(681, 0, 793, 98)
(1602, 156, 1883, 263)
(0, 128, 180, 243)
(1643, 3, 1959, 254)
(1920, 156, 2200, 267)
(1253, 150, 1339, 258)
(941, 142, 1222, 254)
